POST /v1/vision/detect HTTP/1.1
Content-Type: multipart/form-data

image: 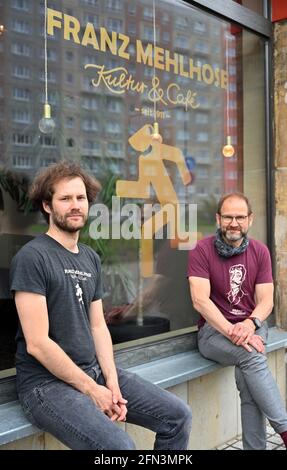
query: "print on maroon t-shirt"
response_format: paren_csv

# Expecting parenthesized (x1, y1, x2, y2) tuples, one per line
(187, 236, 273, 327)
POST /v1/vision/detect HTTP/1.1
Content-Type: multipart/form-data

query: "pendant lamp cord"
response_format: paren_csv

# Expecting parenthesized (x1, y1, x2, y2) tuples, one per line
(44, 0, 48, 104)
(226, 32, 230, 137)
(152, 0, 157, 122)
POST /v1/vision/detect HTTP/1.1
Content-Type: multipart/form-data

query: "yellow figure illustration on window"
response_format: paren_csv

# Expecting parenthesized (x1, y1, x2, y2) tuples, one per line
(116, 124, 192, 277)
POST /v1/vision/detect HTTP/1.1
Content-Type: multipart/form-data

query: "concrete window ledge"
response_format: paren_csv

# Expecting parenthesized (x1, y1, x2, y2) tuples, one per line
(0, 327, 287, 447)
(127, 326, 287, 389)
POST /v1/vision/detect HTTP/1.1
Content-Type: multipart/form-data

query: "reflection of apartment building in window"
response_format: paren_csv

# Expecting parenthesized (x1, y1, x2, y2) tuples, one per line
(171, 10, 225, 203)
(0, 0, 228, 201)
(0, 0, 128, 177)
(222, 27, 242, 194)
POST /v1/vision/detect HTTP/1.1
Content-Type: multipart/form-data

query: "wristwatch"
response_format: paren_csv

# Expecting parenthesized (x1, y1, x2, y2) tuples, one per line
(249, 317, 262, 330)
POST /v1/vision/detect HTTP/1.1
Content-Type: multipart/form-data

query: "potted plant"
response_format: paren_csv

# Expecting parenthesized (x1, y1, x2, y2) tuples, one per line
(81, 171, 170, 343)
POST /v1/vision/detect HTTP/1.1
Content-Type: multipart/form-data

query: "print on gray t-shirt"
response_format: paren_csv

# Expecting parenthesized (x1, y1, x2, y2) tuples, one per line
(10, 234, 102, 394)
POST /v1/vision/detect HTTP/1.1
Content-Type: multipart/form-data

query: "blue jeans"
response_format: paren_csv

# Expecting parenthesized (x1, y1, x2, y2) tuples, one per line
(19, 367, 192, 450)
(198, 322, 287, 450)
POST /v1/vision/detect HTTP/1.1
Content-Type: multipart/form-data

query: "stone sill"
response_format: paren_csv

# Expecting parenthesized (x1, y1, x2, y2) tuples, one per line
(0, 327, 287, 447)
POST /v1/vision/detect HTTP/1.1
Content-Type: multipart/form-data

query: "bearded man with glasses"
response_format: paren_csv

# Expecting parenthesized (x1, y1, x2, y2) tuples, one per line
(188, 192, 287, 450)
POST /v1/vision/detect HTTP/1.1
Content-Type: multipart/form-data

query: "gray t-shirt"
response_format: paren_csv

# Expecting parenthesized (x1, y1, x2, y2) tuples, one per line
(10, 234, 102, 395)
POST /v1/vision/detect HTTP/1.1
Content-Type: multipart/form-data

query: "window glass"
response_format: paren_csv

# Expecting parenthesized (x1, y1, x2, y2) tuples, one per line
(0, 0, 267, 370)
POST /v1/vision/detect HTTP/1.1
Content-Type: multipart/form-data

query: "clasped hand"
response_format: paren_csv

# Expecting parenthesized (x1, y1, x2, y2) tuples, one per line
(89, 383, 128, 422)
(228, 322, 265, 353)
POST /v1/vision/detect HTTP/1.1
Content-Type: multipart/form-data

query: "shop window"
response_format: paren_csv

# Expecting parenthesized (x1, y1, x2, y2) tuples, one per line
(0, 0, 269, 371)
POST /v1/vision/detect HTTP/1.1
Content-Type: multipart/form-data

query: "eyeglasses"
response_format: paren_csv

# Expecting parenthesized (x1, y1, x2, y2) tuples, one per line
(220, 215, 249, 223)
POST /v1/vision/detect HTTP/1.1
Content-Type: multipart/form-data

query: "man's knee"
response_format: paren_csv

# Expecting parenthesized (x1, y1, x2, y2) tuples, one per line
(241, 349, 267, 370)
(172, 401, 192, 431)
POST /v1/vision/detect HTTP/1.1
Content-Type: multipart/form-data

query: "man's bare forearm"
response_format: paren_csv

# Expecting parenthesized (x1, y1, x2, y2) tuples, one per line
(91, 323, 118, 383)
(193, 297, 232, 337)
(28, 338, 95, 394)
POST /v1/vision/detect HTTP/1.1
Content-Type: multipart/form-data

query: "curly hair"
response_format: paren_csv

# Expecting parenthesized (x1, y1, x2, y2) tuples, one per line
(29, 160, 101, 222)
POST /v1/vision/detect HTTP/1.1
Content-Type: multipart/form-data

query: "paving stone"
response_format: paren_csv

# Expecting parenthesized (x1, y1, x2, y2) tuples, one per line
(216, 444, 228, 450)
(266, 441, 279, 450)
(266, 425, 274, 435)
(232, 441, 243, 449)
(226, 438, 237, 445)
(217, 429, 286, 451)
(268, 434, 284, 445)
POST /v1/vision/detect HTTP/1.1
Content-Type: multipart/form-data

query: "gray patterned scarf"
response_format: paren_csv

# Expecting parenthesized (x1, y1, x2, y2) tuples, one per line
(214, 229, 249, 258)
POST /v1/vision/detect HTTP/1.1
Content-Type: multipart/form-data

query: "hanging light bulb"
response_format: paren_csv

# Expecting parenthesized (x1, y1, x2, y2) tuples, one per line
(222, 32, 235, 158)
(38, 0, 55, 134)
(151, 122, 162, 143)
(150, 2, 163, 145)
(39, 103, 56, 134)
(222, 135, 235, 158)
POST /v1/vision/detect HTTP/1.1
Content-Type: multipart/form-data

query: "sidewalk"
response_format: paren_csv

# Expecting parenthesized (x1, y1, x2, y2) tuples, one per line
(216, 425, 285, 450)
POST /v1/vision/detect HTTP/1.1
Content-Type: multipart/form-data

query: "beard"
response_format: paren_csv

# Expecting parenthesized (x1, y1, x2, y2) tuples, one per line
(51, 209, 87, 233)
(221, 226, 248, 243)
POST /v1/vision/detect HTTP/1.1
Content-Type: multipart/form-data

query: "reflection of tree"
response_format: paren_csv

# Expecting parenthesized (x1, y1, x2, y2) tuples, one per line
(80, 172, 137, 315)
(0, 168, 36, 213)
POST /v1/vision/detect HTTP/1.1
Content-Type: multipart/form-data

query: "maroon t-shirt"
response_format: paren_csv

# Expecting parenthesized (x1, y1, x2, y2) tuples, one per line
(187, 236, 273, 328)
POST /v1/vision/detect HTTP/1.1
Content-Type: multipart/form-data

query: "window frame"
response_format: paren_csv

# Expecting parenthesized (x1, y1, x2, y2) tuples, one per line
(0, 0, 273, 380)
